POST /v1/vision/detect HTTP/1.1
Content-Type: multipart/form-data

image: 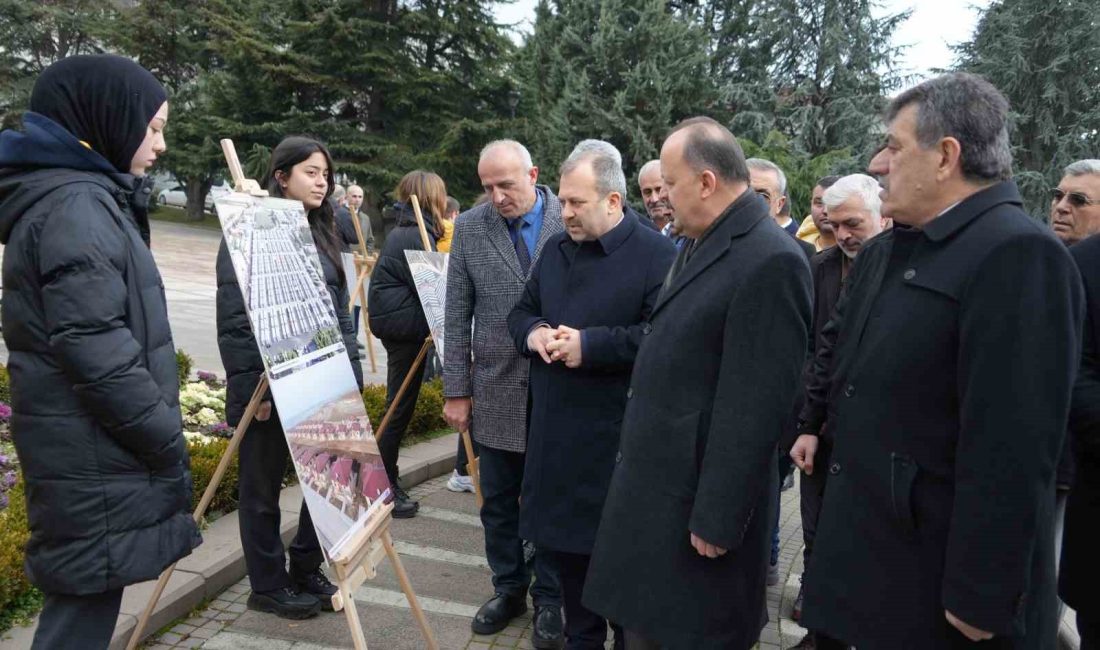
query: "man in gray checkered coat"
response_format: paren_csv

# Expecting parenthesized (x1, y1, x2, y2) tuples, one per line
(443, 140, 565, 648)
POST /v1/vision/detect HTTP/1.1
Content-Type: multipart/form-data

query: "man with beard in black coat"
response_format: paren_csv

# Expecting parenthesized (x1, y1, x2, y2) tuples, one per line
(582, 117, 812, 649)
(791, 72, 1082, 649)
(508, 140, 675, 649)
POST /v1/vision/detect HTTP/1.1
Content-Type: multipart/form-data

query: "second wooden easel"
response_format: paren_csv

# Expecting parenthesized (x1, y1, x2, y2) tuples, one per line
(370, 195, 482, 507)
(126, 140, 439, 650)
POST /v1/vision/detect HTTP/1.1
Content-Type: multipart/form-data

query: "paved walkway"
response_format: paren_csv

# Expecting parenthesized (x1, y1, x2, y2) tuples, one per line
(0, 220, 389, 386)
(139, 476, 810, 650)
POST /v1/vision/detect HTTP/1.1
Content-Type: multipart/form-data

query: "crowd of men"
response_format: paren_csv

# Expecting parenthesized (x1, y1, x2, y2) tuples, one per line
(437, 71, 1100, 650)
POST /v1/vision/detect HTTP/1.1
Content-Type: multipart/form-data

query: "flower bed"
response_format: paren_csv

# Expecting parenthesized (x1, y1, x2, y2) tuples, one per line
(0, 358, 453, 632)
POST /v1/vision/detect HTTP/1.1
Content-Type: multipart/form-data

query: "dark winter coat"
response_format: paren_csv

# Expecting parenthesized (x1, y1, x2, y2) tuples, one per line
(582, 190, 812, 649)
(216, 217, 362, 427)
(507, 214, 676, 555)
(1062, 234, 1100, 618)
(0, 112, 200, 595)
(797, 182, 1081, 649)
(367, 203, 438, 344)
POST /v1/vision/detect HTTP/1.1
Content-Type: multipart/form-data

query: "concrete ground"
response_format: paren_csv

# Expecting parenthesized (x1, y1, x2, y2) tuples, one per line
(0, 220, 389, 386)
(137, 476, 810, 650)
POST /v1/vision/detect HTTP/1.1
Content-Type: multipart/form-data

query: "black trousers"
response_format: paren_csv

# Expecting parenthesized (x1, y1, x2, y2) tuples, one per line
(32, 588, 123, 650)
(544, 549, 623, 650)
(379, 339, 427, 485)
(479, 444, 561, 606)
(800, 439, 832, 574)
(239, 418, 323, 593)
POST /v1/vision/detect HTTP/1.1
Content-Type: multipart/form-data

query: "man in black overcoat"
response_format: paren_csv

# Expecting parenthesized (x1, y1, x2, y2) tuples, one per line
(582, 117, 812, 649)
(507, 139, 676, 649)
(1063, 230, 1100, 649)
(791, 72, 1083, 649)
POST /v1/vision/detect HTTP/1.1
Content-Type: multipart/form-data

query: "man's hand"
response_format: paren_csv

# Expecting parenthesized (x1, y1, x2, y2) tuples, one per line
(546, 325, 583, 368)
(256, 401, 272, 422)
(790, 434, 819, 475)
(443, 397, 472, 432)
(690, 532, 728, 559)
(945, 610, 994, 642)
(527, 325, 556, 364)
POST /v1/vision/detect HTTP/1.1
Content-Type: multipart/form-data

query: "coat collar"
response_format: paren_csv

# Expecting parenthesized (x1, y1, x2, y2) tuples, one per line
(485, 185, 562, 280)
(922, 180, 1024, 242)
(651, 189, 768, 316)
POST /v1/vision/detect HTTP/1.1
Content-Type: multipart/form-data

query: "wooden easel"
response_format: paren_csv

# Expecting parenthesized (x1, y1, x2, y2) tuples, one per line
(346, 210, 378, 374)
(126, 141, 439, 650)
(369, 195, 483, 507)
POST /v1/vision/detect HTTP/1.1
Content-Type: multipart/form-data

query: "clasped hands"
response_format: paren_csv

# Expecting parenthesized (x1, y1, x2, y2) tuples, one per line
(527, 324, 583, 368)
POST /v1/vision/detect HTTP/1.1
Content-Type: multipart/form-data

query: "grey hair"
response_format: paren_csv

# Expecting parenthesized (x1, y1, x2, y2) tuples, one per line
(823, 174, 883, 219)
(479, 139, 534, 171)
(1065, 159, 1100, 177)
(560, 139, 628, 198)
(638, 159, 661, 186)
(886, 72, 1012, 182)
(746, 158, 787, 194)
(331, 184, 346, 200)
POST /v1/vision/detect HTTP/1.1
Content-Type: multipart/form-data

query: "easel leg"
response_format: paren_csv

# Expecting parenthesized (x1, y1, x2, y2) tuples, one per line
(359, 285, 377, 374)
(382, 530, 440, 650)
(373, 338, 433, 443)
(341, 584, 370, 650)
(460, 429, 483, 509)
(125, 377, 269, 650)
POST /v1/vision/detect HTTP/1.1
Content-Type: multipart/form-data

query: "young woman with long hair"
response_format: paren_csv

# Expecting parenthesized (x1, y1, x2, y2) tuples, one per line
(366, 170, 447, 517)
(215, 136, 362, 619)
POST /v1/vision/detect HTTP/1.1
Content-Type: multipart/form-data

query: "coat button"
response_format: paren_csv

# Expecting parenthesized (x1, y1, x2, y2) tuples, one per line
(829, 462, 841, 475)
(844, 384, 855, 397)
(642, 323, 652, 335)
(615, 451, 623, 463)
(626, 388, 633, 399)
(903, 268, 916, 280)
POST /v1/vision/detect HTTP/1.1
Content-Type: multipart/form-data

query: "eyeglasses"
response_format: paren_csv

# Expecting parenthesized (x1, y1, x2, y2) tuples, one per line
(1052, 188, 1098, 208)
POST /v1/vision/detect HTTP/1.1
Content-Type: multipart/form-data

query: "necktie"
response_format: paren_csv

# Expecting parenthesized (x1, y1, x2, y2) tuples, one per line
(508, 218, 531, 275)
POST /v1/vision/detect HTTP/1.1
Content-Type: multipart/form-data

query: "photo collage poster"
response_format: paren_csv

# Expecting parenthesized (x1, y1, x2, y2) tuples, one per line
(405, 250, 448, 366)
(216, 193, 391, 559)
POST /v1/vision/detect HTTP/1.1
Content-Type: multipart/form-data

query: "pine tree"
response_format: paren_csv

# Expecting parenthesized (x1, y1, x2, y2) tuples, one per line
(956, 0, 1100, 217)
(516, 0, 719, 196)
(0, 0, 115, 128)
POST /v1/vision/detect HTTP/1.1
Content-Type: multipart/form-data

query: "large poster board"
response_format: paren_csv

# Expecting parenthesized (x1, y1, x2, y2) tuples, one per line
(405, 250, 448, 366)
(215, 193, 390, 559)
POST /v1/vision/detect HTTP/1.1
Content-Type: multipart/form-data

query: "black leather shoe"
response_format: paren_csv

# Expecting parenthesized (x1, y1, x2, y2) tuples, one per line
(392, 485, 420, 519)
(532, 605, 564, 649)
(292, 568, 338, 611)
(471, 593, 527, 635)
(246, 586, 321, 620)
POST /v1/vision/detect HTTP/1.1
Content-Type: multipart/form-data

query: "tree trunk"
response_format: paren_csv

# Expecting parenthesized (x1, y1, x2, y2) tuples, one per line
(184, 176, 213, 221)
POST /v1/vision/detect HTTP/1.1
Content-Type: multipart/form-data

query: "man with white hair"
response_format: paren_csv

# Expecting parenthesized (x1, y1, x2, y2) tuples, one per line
(788, 174, 888, 643)
(637, 159, 672, 232)
(443, 139, 565, 646)
(1051, 159, 1100, 247)
(508, 140, 675, 648)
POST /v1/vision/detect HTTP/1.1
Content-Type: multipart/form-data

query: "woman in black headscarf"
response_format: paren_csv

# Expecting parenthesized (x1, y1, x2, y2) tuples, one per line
(0, 55, 200, 650)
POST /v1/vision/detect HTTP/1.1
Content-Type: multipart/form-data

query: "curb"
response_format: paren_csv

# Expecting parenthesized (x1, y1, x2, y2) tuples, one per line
(0, 433, 460, 650)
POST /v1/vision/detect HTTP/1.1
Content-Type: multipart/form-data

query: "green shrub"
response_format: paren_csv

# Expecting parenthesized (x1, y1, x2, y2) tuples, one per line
(0, 366, 10, 404)
(176, 349, 194, 386)
(0, 479, 41, 634)
(187, 437, 240, 516)
(361, 377, 449, 446)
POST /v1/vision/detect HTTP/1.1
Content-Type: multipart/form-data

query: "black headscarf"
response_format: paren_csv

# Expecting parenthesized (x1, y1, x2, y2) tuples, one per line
(29, 55, 167, 174)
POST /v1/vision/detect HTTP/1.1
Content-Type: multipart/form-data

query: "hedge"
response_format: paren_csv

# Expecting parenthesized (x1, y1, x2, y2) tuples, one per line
(362, 377, 449, 445)
(0, 480, 41, 634)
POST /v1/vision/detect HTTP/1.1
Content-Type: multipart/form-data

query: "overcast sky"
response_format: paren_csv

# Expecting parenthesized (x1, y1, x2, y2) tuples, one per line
(492, 0, 992, 90)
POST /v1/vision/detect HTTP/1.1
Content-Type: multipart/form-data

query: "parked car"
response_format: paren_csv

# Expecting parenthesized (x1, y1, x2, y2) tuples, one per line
(156, 182, 232, 213)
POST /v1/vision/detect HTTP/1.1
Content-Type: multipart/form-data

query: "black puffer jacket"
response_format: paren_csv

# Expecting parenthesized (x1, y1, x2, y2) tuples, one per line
(216, 222, 363, 427)
(0, 113, 200, 595)
(367, 203, 438, 343)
